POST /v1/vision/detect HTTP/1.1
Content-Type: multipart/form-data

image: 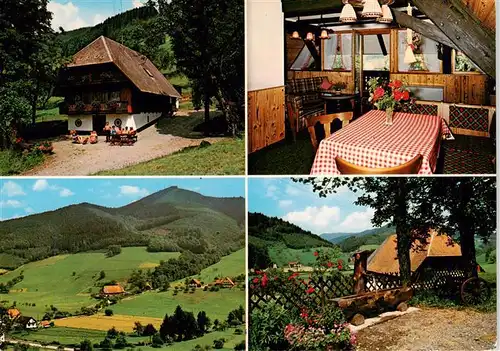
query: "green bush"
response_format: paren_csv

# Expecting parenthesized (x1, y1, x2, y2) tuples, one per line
(234, 341, 245, 350)
(105, 309, 114, 316)
(249, 303, 297, 351)
(213, 338, 225, 349)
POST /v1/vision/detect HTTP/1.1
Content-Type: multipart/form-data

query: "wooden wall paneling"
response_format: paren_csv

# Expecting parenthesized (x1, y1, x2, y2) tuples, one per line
(390, 29, 398, 73)
(248, 86, 286, 153)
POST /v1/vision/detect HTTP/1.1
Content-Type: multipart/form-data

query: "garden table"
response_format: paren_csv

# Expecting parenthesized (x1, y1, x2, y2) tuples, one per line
(310, 110, 446, 175)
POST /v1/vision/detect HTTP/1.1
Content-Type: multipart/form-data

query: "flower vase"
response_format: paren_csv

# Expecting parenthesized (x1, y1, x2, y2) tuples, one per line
(385, 108, 393, 125)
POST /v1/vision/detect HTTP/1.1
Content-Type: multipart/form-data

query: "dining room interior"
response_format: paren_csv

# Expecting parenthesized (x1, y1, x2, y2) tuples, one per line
(247, 0, 496, 175)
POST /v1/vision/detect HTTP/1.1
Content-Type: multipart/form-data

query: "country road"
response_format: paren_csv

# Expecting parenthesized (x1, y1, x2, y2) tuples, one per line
(6, 338, 75, 351)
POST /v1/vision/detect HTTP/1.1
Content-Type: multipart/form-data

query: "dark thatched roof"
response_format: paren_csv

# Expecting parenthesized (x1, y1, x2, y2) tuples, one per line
(68, 36, 181, 98)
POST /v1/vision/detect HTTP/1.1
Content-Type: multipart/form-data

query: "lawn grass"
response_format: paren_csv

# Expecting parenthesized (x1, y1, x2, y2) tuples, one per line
(35, 107, 67, 123)
(0, 149, 45, 176)
(186, 248, 245, 284)
(94, 137, 245, 176)
(0, 247, 180, 317)
(111, 286, 245, 322)
(10, 327, 244, 350)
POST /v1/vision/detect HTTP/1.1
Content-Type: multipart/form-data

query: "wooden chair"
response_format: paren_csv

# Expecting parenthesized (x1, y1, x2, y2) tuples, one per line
(335, 154, 423, 175)
(307, 112, 354, 151)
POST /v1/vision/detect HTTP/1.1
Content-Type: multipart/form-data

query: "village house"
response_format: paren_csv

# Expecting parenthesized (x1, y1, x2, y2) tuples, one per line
(7, 308, 20, 319)
(189, 279, 202, 288)
(288, 261, 302, 270)
(56, 36, 181, 134)
(214, 277, 236, 288)
(101, 284, 126, 296)
(15, 316, 38, 330)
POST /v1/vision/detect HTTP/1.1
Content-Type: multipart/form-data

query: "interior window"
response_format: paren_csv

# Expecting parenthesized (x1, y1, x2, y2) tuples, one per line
(454, 50, 482, 73)
(323, 33, 352, 71)
(398, 31, 441, 72)
(290, 45, 316, 71)
(363, 34, 389, 71)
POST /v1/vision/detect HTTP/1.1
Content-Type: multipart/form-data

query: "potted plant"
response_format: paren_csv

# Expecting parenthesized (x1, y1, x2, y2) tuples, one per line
(367, 78, 412, 125)
(91, 100, 101, 111)
(332, 82, 347, 94)
(75, 101, 85, 113)
(38, 141, 53, 154)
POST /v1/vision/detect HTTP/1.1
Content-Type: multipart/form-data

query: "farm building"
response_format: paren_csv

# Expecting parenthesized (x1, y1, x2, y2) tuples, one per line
(56, 36, 181, 133)
(189, 279, 202, 288)
(214, 277, 235, 288)
(40, 320, 51, 328)
(102, 284, 126, 296)
(16, 316, 38, 330)
(288, 261, 302, 269)
(7, 308, 20, 319)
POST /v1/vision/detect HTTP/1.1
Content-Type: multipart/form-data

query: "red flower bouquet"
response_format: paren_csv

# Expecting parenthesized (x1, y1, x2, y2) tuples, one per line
(367, 78, 413, 125)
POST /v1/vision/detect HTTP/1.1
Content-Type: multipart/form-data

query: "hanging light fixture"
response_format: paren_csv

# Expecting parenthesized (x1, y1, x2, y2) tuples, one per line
(319, 14, 330, 40)
(377, 4, 393, 23)
(340, 0, 357, 23)
(291, 31, 301, 39)
(361, 0, 382, 18)
(403, 3, 416, 64)
(305, 32, 315, 41)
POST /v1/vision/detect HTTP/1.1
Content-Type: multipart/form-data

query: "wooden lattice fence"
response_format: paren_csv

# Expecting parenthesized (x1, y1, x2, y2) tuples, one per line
(249, 274, 354, 312)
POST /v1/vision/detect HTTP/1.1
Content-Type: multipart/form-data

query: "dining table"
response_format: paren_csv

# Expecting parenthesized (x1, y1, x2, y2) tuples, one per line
(310, 110, 449, 175)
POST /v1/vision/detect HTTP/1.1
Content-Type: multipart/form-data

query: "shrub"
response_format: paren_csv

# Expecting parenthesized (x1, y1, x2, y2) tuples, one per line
(105, 309, 114, 316)
(234, 328, 243, 335)
(151, 334, 164, 348)
(213, 338, 225, 349)
(234, 340, 245, 350)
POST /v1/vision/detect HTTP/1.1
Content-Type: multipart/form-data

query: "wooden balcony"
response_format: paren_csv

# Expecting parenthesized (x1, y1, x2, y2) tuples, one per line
(60, 101, 130, 115)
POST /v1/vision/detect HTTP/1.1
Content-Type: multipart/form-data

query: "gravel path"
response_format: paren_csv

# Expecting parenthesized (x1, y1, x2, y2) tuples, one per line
(24, 126, 226, 176)
(356, 307, 496, 351)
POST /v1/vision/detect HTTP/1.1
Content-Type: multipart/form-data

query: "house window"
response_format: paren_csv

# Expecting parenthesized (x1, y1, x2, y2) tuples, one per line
(323, 33, 352, 71)
(398, 31, 441, 72)
(407, 86, 444, 102)
(363, 34, 390, 71)
(453, 50, 482, 73)
(290, 45, 316, 71)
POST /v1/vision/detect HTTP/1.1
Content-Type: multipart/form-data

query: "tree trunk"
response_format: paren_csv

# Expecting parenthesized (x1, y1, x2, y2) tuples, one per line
(204, 89, 210, 136)
(458, 180, 478, 278)
(394, 178, 412, 287)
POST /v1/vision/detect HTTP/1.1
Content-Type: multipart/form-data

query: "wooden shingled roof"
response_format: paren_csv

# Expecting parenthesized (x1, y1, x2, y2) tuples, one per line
(68, 36, 181, 98)
(367, 230, 462, 275)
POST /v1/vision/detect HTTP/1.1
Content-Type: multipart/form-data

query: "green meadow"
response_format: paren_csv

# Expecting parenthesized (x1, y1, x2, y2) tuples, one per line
(0, 247, 180, 318)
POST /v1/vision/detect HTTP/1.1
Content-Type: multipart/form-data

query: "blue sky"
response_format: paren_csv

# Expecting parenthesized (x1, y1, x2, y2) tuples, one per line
(47, 0, 149, 31)
(0, 177, 244, 221)
(248, 178, 375, 235)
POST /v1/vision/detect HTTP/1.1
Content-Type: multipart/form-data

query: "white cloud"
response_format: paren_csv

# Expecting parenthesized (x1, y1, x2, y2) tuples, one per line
(33, 179, 49, 192)
(93, 14, 105, 25)
(265, 185, 278, 199)
(25, 207, 34, 214)
(1, 181, 26, 197)
(279, 200, 293, 208)
(283, 206, 341, 233)
(0, 200, 22, 208)
(285, 184, 302, 196)
(59, 188, 74, 197)
(48, 1, 89, 31)
(120, 186, 149, 197)
(337, 208, 375, 232)
(132, 0, 144, 8)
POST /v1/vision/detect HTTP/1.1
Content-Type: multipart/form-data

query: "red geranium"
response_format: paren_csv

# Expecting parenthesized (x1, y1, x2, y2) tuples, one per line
(327, 261, 333, 268)
(252, 277, 259, 284)
(402, 90, 410, 100)
(288, 272, 300, 280)
(393, 90, 404, 101)
(261, 273, 268, 287)
(306, 286, 315, 294)
(300, 309, 308, 319)
(372, 87, 385, 101)
(313, 251, 319, 257)
(337, 264, 343, 270)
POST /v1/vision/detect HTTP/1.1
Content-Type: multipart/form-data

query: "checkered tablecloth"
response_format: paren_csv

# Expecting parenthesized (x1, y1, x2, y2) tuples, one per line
(310, 110, 443, 175)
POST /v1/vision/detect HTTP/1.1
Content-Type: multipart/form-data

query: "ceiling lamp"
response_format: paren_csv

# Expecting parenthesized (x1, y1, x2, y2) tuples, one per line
(319, 29, 330, 40)
(377, 4, 393, 23)
(305, 32, 315, 41)
(361, 0, 382, 18)
(319, 15, 330, 40)
(291, 31, 301, 39)
(340, 1, 357, 23)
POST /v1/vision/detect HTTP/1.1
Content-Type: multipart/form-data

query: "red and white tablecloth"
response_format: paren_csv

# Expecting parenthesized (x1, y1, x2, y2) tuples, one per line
(310, 110, 444, 175)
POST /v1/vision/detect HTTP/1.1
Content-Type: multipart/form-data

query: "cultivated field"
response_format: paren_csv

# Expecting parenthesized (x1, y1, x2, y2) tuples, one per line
(54, 314, 163, 332)
(0, 247, 180, 317)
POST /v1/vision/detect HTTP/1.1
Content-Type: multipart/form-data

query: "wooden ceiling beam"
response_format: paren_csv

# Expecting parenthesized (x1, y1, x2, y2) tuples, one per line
(282, 0, 409, 17)
(392, 10, 459, 50)
(411, 0, 495, 78)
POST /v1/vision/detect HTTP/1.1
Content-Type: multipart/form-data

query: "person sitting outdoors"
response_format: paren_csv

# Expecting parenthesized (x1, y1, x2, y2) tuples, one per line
(77, 135, 89, 145)
(103, 122, 111, 142)
(89, 131, 98, 144)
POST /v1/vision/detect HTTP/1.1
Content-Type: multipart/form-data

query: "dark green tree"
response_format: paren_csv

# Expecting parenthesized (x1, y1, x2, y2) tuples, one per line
(196, 311, 211, 335)
(79, 340, 93, 351)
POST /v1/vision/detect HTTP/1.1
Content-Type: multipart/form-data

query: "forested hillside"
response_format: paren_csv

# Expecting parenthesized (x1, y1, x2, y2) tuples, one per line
(0, 187, 244, 269)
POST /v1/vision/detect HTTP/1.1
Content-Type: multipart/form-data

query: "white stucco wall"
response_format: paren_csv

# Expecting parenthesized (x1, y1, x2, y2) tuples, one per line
(68, 116, 93, 131)
(247, 0, 284, 92)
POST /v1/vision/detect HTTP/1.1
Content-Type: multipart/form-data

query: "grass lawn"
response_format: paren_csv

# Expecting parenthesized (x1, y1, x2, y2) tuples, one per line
(111, 287, 244, 322)
(35, 107, 67, 123)
(0, 149, 45, 176)
(10, 327, 244, 350)
(94, 137, 245, 176)
(186, 248, 245, 285)
(0, 247, 180, 317)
